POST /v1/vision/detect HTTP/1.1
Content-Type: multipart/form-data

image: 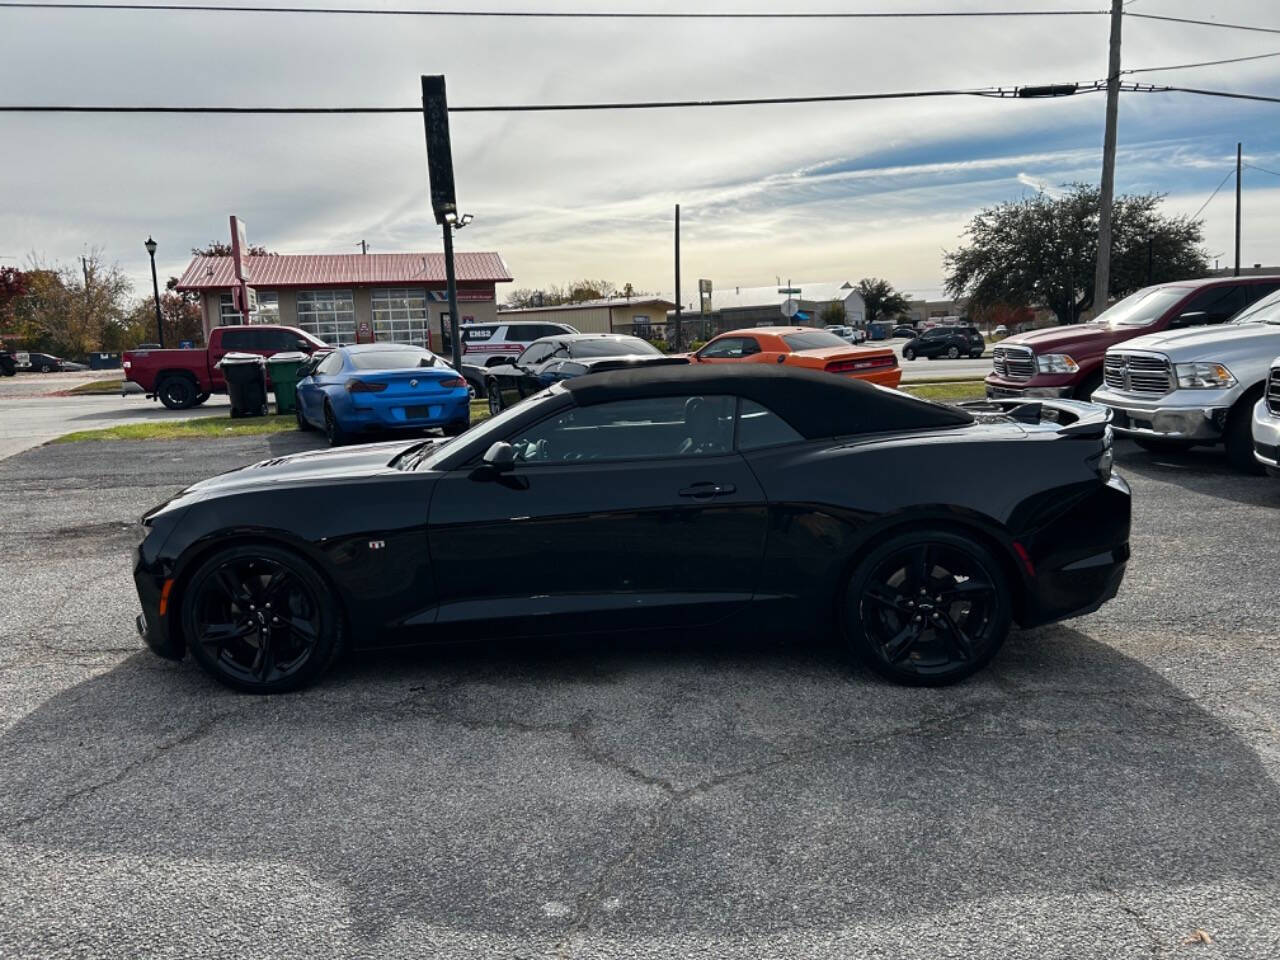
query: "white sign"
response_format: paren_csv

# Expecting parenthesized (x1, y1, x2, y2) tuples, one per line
(781, 298, 800, 319)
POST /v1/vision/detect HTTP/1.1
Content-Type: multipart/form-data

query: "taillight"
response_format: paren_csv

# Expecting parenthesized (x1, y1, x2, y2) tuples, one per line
(440, 377, 467, 389)
(826, 355, 896, 374)
(345, 380, 388, 393)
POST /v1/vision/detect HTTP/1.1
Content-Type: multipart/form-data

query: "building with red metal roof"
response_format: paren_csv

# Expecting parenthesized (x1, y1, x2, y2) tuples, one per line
(175, 252, 513, 347)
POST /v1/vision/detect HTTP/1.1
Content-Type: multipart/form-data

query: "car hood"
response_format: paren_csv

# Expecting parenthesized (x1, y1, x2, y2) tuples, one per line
(1001, 324, 1123, 355)
(179, 438, 429, 499)
(1111, 322, 1280, 361)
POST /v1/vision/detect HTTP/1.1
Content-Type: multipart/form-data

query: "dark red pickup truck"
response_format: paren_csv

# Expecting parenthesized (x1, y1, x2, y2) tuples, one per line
(985, 275, 1280, 400)
(123, 325, 328, 409)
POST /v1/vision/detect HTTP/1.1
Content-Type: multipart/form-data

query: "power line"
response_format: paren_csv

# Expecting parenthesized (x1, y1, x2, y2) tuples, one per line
(1155, 85, 1280, 107)
(1123, 49, 1280, 75)
(1191, 168, 1235, 220)
(1127, 12, 1280, 37)
(1245, 162, 1280, 178)
(0, 84, 1104, 114)
(0, 2, 1110, 18)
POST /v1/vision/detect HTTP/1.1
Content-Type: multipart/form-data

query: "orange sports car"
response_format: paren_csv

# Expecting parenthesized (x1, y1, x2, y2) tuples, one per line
(689, 326, 902, 388)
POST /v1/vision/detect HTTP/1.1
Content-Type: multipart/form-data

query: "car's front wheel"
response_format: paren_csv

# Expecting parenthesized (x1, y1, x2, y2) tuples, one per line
(903, 348, 915, 361)
(946, 345, 960, 359)
(323, 402, 347, 447)
(487, 379, 503, 416)
(181, 544, 345, 694)
(843, 530, 1011, 686)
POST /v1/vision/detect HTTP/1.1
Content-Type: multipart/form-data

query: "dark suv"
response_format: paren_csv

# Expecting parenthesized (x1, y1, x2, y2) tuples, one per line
(903, 325, 985, 360)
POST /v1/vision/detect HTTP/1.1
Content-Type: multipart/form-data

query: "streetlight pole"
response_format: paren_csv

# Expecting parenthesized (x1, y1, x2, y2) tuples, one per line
(442, 212, 472, 371)
(145, 236, 164, 348)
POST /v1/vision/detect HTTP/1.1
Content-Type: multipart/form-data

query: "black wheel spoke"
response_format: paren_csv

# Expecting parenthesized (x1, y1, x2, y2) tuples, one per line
(882, 621, 922, 663)
(198, 620, 255, 657)
(284, 615, 319, 646)
(260, 568, 291, 605)
(865, 584, 910, 614)
(214, 568, 252, 608)
(251, 631, 275, 681)
(938, 613, 975, 660)
(909, 543, 933, 593)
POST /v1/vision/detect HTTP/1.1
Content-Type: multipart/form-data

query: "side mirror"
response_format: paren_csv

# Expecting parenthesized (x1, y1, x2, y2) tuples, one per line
(482, 441, 517, 473)
(1170, 310, 1208, 328)
(297, 339, 313, 352)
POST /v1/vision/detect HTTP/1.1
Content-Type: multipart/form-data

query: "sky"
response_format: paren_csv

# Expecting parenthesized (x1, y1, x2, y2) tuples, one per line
(2, 0, 1280, 308)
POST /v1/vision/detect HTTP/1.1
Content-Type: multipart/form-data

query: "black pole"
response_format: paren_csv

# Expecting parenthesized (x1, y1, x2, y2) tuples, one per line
(1234, 141, 1242, 277)
(443, 221, 461, 371)
(148, 242, 164, 348)
(673, 204, 682, 352)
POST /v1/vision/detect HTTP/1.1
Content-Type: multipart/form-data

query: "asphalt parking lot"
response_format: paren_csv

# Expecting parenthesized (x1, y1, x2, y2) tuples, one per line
(2, 434, 1279, 958)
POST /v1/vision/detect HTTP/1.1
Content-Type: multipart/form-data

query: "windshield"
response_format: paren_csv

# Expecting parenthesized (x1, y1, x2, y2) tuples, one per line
(1231, 288, 1280, 325)
(400, 389, 560, 471)
(782, 330, 849, 350)
(1090, 287, 1187, 328)
(347, 349, 437, 370)
(569, 337, 661, 358)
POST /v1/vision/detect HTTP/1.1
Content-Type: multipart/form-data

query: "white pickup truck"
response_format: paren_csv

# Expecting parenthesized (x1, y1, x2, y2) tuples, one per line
(1253, 357, 1280, 476)
(1090, 288, 1280, 473)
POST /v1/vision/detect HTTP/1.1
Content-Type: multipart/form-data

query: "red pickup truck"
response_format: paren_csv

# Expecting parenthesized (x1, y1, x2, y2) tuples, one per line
(985, 275, 1280, 400)
(123, 325, 328, 409)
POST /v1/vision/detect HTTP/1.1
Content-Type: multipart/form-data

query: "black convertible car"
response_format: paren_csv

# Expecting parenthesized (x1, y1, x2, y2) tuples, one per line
(133, 366, 1130, 694)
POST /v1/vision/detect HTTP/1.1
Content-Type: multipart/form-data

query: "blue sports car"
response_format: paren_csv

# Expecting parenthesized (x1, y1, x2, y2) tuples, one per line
(294, 343, 470, 447)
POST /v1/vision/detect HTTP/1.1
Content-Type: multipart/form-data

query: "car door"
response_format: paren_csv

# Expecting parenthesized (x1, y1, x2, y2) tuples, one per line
(426, 394, 768, 638)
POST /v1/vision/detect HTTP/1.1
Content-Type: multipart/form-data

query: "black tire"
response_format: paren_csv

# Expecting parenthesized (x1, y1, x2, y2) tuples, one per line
(1074, 370, 1104, 402)
(1133, 437, 1195, 455)
(181, 543, 345, 694)
(486, 379, 503, 416)
(1225, 398, 1266, 475)
(295, 402, 313, 431)
(843, 529, 1011, 686)
(323, 402, 347, 447)
(0, 361, 14, 377)
(903, 348, 916, 361)
(157, 375, 198, 410)
(970, 350, 984, 359)
(192, 392, 210, 406)
(946, 345, 960, 360)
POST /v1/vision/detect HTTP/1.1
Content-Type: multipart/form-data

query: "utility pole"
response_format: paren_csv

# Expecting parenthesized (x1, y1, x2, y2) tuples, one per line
(359, 239, 368, 255)
(673, 204, 682, 352)
(1092, 0, 1124, 316)
(1235, 142, 1242, 277)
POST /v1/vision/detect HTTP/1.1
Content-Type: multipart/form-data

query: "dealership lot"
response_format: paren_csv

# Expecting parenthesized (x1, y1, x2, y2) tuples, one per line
(1, 435, 1279, 958)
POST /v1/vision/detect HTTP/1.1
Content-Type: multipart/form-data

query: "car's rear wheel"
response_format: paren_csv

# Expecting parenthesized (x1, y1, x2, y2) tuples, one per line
(903, 347, 916, 361)
(323, 402, 347, 447)
(487, 379, 503, 415)
(182, 544, 344, 694)
(946, 345, 960, 359)
(157, 375, 198, 410)
(843, 530, 1011, 686)
(970, 350, 984, 359)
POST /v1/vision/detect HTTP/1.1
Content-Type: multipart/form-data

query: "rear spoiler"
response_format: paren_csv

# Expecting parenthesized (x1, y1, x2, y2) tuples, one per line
(588, 356, 690, 373)
(958, 398, 1113, 438)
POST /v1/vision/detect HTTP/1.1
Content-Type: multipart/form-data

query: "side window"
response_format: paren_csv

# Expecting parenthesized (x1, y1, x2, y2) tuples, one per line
(264, 329, 298, 351)
(1180, 285, 1246, 325)
(700, 337, 749, 359)
(739, 337, 762, 356)
(509, 395, 736, 463)
(316, 352, 344, 375)
(513, 326, 545, 343)
(219, 329, 253, 351)
(519, 342, 553, 366)
(737, 399, 804, 451)
(559, 362, 588, 377)
(1239, 282, 1280, 314)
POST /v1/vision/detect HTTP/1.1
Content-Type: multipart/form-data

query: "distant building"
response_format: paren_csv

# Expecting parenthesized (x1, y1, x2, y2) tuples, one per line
(497, 297, 677, 337)
(903, 298, 968, 325)
(175, 252, 513, 347)
(668, 281, 868, 332)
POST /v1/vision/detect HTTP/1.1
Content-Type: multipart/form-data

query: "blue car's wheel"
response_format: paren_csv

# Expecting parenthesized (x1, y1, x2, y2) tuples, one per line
(295, 402, 313, 432)
(323, 402, 347, 447)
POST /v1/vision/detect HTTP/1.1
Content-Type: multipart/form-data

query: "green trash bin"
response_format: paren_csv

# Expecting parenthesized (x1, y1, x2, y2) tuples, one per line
(266, 351, 309, 415)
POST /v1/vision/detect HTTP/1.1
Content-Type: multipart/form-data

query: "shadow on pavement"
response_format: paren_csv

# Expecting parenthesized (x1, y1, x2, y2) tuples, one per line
(1, 623, 1277, 945)
(1114, 439, 1280, 509)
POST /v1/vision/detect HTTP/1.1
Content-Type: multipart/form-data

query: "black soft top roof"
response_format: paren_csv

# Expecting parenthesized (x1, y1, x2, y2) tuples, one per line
(564, 365, 972, 439)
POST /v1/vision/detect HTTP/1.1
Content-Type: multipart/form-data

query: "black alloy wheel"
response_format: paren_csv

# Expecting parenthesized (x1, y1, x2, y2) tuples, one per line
(903, 347, 916, 361)
(487, 380, 503, 416)
(844, 530, 1011, 686)
(181, 545, 344, 693)
(946, 345, 960, 359)
(157, 375, 198, 410)
(323, 403, 347, 447)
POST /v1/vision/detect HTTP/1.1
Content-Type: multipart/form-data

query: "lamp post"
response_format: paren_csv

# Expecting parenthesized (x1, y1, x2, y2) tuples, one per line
(441, 212, 473, 371)
(144, 236, 164, 348)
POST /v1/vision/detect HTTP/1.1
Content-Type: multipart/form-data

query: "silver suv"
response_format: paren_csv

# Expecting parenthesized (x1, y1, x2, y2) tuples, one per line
(1090, 288, 1280, 473)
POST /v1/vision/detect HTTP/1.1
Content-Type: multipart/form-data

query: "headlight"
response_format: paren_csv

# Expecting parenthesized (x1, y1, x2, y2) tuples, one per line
(1175, 362, 1236, 389)
(1036, 353, 1079, 374)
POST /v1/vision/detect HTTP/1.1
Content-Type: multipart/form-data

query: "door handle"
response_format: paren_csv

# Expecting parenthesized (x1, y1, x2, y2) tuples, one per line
(679, 482, 737, 499)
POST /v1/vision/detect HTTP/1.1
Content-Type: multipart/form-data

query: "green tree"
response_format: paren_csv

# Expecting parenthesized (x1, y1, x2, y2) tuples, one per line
(944, 183, 1208, 325)
(819, 300, 848, 326)
(192, 241, 275, 257)
(856, 278, 911, 324)
(16, 253, 133, 356)
(106, 290, 205, 350)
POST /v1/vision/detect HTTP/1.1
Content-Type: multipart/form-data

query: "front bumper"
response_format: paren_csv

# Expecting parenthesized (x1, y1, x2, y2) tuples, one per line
(1090, 386, 1230, 443)
(985, 373, 1077, 399)
(1253, 397, 1280, 474)
(133, 542, 183, 660)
